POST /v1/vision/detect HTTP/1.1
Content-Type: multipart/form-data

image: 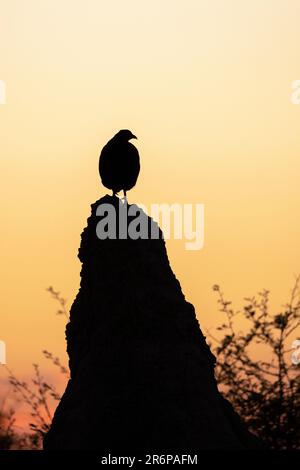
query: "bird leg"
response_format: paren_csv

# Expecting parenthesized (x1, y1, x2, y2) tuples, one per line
(122, 190, 127, 204)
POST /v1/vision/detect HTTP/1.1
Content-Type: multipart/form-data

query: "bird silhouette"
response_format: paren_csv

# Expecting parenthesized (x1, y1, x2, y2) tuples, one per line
(99, 130, 140, 198)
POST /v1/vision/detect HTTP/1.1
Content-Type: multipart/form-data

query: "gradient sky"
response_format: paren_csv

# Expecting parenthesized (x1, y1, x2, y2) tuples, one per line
(1, 0, 300, 412)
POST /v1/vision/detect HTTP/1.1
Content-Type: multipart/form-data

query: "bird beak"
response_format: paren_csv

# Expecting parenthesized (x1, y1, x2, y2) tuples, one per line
(131, 134, 137, 140)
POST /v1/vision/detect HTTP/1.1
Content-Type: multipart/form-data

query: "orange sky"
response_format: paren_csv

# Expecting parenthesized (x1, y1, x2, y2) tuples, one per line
(1, 0, 300, 411)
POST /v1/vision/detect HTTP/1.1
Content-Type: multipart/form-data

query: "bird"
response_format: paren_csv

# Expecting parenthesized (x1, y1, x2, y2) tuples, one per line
(99, 129, 140, 199)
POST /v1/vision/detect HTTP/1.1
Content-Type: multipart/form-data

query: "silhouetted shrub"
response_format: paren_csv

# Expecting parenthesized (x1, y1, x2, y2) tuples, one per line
(208, 279, 300, 449)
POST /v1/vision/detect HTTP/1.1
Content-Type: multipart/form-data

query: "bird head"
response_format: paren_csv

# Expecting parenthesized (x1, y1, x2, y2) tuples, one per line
(115, 129, 137, 141)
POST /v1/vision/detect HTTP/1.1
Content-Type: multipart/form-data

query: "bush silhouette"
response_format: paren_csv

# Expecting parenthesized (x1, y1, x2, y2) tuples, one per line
(208, 279, 300, 449)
